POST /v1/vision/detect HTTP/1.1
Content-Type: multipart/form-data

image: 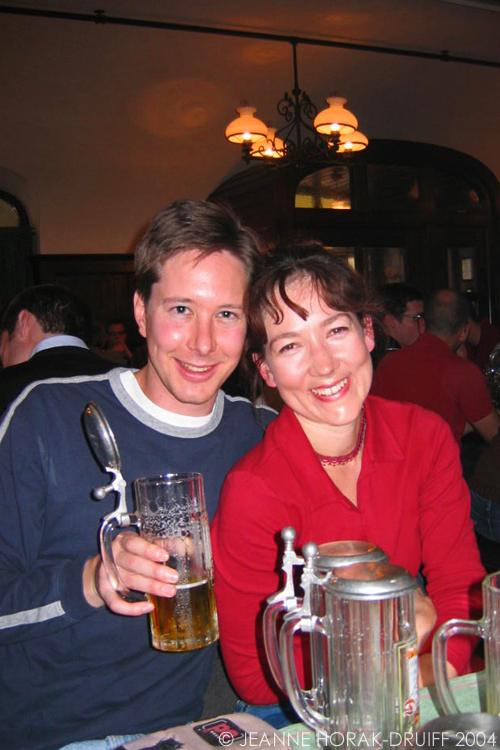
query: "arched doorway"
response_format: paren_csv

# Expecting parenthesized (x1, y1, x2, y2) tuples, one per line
(209, 140, 500, 323)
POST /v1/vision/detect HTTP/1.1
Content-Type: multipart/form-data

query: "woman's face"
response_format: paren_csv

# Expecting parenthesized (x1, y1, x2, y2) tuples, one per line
(255, 278, 375, 431)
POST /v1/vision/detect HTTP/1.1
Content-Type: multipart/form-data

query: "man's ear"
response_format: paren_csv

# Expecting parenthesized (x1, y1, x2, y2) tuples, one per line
(133, 292, 147, 339)
(363, 316, 376, 353)
(458, 323, 469, 345)
(252, 352, 277, 388)
(16, 309, 33, 341)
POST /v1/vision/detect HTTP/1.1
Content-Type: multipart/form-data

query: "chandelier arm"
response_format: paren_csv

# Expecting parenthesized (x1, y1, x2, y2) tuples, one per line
(291, 41, 303, 151)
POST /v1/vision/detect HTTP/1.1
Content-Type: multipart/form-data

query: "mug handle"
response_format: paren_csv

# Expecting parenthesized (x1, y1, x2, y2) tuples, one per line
(280, 612, 328, 733)
(432, 618, 484, 714)
(263, 599, 303, 692)
(100, 513, 145, 602)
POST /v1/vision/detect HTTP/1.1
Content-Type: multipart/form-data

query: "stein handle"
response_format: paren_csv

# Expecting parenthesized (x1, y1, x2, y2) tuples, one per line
(100, 513, 145, 602)
(263, 599, 302, 692)
(432, 618, 484, 715)
(280, 613, 328, 733)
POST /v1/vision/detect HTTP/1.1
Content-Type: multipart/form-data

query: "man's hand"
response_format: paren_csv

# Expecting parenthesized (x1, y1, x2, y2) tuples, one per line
(83, 532, 179, 616)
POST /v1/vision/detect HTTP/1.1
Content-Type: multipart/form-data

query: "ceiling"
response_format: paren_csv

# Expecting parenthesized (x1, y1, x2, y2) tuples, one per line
(1, 0, 500, 253)
(3, 0, 500, 61)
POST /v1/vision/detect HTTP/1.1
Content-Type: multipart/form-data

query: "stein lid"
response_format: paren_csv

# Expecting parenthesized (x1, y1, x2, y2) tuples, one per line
(314, 540, 388, 571)
(324, 561, 417, 600)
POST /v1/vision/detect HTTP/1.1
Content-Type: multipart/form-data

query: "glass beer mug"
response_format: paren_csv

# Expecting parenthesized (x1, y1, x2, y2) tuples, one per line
(279, 561, 419, 749)
(263, 529, 388, 693)
(104, 472, 219, 652)
(433, 570, 500, 715)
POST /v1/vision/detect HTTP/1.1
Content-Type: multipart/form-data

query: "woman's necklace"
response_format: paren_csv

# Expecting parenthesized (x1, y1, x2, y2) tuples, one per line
(315, 408, 367, 467)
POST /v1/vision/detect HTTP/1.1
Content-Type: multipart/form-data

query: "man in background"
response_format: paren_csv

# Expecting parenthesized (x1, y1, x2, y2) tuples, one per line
(371, 282, 425, 368)
(371, 288, 499, 445)
(379, 282, 425, 348)
(103, 317, 134, 365)
(465, 302, 500, 372)
(0, 284, 113, 413)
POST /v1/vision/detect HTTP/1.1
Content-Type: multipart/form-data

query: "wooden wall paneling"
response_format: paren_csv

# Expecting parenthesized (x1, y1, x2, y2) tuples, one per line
(34, 254, 142, 348)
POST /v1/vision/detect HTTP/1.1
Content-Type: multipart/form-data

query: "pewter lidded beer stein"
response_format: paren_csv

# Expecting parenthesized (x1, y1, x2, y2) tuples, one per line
(263, 528, 388, 692)
(278, 557, 419, 749)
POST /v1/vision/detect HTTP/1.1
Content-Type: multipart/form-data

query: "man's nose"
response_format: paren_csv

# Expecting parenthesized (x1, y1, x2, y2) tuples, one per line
(188, 317, 216, 354)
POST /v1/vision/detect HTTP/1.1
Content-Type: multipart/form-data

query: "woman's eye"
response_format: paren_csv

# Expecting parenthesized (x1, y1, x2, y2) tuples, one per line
(219, 310, 236, 320)
(329, 326, 348, 336)
(278, 342, 297, 354)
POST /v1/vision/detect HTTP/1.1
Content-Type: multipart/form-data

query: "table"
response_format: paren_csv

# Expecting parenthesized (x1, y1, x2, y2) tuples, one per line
(122, 672, 487, 750)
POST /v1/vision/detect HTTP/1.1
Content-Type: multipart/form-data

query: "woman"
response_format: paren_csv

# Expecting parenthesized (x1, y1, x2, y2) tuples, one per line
(211, 243, 485, 718)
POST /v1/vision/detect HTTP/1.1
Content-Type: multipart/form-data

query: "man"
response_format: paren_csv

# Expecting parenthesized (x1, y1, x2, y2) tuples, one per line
(371, 289, 499, 444)
(103, 317, 134, 366)
(371, 283, 425, 369)
(0, 200, 274, 750)
(0, 284, 113, 413)
(465, 306, 500, 372)
(379, 282, 425, 349)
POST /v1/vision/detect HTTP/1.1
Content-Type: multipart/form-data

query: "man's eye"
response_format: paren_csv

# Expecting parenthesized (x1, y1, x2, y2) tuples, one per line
(330, 326, 348, 336)
(173, 305, 188, 314)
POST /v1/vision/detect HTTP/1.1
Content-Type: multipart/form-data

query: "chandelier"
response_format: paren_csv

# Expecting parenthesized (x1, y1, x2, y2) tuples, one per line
(225, 42, 368, 166)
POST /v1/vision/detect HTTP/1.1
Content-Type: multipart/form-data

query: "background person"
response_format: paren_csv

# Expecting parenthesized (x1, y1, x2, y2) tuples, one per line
(0, 200, 274, 750)
(104, 317, 134, 366)
(211, 244, 484, 722)
(465, 300, 500, 372)
(371, 282, 425, 369)
(380, 282, 425, 345)
(371, 289, 500, 446)
(468, 431, 500, 546)
(0, 284, 113, 414)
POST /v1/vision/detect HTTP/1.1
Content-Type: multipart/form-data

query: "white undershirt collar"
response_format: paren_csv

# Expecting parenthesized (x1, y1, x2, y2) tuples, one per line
(119, 370, 214, 427)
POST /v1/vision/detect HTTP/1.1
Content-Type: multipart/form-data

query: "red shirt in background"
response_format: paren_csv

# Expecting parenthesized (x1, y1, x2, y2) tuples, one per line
(371, 332, 493, 443)
(466, 319, 500, 372)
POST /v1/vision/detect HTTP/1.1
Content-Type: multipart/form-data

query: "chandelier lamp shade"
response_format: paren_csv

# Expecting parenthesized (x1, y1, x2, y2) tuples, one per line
(313, 96, 357, 135)
(338, 130, 370, 153)
(224, 105, 268, 144)
(225, 43, 368, 166)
